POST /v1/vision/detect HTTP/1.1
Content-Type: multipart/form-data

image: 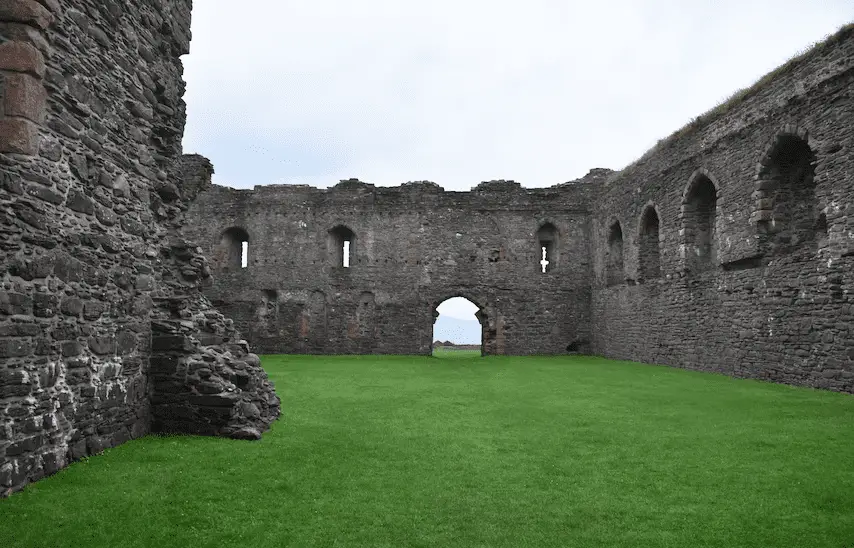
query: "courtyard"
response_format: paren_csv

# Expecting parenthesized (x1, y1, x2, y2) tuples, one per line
(2, 355, 852, 547)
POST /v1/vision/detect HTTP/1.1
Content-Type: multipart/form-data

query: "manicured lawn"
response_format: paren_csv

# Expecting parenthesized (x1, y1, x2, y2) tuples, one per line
(2, 355, 854, 547)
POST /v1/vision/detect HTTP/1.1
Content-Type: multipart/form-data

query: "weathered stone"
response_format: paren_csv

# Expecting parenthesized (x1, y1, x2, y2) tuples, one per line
(66, 190, 95, 215)
(116, 331, 137, 355)
(0, 339, 31, 358)
(3, 72, 47, 124)
(229, 427, 262, 441)
(60, 340, 82, 357)
(87, 336, 115, 355)
(32, 293, 57, 317)
(60, 297, 83, 316)
(0, 0, 54, 30)
(24, 182, 63, 205)
(0, 118, 39, 155)
(0, 291, 32, 315)
(0, 41, 45, 77)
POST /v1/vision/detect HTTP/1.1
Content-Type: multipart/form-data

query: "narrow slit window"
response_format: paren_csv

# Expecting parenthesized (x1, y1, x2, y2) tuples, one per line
(219, 227, 250, 271)
(536, 223, 558, 273)
(329, 225, 356, 268)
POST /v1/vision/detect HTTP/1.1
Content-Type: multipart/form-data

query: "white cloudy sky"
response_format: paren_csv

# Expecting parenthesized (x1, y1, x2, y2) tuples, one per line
(181, 1, 851, 319)
(182, 0, 851, 192)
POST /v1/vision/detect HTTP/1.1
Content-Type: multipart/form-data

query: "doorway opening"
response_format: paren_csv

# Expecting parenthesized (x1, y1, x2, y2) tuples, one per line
(432, 297, 483, 357)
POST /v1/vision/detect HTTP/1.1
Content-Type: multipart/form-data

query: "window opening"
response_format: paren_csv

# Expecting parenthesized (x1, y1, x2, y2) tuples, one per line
(328, 225, 355, 268)
(536, 223, 558, 273)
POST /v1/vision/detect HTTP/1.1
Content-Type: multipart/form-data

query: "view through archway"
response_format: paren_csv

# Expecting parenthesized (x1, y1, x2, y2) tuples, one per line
(433, 297, 483, 357)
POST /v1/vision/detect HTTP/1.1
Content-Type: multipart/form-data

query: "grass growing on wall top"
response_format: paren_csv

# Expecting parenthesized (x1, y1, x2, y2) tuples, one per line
(616, 21, 854, 177)
(2, 354, 854, 547)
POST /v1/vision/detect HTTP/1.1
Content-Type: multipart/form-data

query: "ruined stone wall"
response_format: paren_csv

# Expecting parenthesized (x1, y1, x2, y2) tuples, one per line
(590, 26, 854, 393)
(1, 0, 279, 497)
(185, 25, 854, 395)
(184, 175, 605, 355)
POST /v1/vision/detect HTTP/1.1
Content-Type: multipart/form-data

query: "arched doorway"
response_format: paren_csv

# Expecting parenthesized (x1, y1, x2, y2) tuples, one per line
(432, 297, 483, 357)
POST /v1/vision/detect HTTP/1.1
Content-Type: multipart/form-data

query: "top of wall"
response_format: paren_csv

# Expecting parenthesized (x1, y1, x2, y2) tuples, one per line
(610, 22, 854, 183)
(200, 168, 613, 201)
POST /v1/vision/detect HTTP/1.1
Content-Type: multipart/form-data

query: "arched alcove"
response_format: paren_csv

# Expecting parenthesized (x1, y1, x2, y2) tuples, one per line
(606, 221, 624, 286)
(682, 172, 718, 273)
(432, 296, 484, 357)
(638, 205, 661, 280)
(754, 132, 818, 254)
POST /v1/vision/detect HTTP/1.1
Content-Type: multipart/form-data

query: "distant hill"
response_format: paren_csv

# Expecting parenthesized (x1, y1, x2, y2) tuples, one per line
(434, 316, 481, 344)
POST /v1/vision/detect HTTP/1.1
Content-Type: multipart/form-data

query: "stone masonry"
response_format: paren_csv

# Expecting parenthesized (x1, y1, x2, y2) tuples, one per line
(186, 25, 854, 395)
(1, 0, 852, 498)
(0, 1, 280, 497)
(184, 177, 602, 356)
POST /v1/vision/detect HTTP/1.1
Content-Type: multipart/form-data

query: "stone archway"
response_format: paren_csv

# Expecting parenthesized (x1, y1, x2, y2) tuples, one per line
(428, 293, 497, 356)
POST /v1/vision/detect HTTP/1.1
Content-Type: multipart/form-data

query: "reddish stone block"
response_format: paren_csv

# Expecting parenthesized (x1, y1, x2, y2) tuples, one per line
(34, 0, 61, 15)
(0, 0, 53, 30)
(4, 72, 46, 124)
(0, 22, 51, 54)
(0, 118, 38, 155)
(0, 41, 45, 77)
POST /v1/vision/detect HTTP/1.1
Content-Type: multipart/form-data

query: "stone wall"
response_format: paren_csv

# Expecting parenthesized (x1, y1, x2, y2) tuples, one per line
(184, 175, 606, 355)
(590, 25, 854, 393)
(0, 0, 279, 497)
(185, 25, 854, 395)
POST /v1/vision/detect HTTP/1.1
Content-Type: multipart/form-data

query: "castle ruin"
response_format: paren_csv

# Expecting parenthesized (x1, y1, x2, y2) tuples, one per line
(1, 0, 853, 497)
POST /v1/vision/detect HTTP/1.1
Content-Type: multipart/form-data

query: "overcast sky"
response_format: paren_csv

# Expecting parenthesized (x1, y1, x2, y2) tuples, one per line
(182, 1, 851, 192)
(181, 1, 851, 319)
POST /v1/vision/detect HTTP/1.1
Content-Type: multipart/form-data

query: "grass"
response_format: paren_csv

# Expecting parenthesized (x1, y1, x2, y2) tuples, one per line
(2, 354, 854, 547)
(432, 347, 481, 358)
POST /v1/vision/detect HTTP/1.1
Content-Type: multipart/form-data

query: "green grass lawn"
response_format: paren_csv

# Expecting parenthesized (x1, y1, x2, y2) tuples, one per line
(2, 355, 854, 547)
(432, 347, 481, 358)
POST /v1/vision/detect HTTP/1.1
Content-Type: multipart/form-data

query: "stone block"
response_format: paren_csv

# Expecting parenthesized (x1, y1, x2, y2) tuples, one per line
(152, 334, 192, 352)
(60, 297, 83, 317)
(0, 41, 45, 77)
(3, 72, 46, 123)
(0, 22, 49, 54)
(750, 210, 773, 223)
(32, 293, 57, 317)
(66, 190, 95, 215)
(83, 301, 106, 320)
(87, 335, 115, 355)
(188, 394, 239, 408)
(0, 0, 54, 30)
(0, 291, 32, 315)
(0, 117, 38, 155)
(60, 340, 81, 357)
(116, 331, 137, 355)
(5, 435, 43, 456)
